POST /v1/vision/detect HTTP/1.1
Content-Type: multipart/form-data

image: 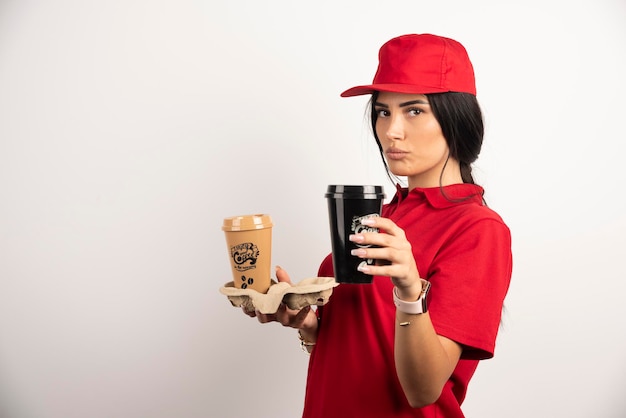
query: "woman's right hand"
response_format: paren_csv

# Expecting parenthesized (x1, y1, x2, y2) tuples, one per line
(242, 266, 319, 333)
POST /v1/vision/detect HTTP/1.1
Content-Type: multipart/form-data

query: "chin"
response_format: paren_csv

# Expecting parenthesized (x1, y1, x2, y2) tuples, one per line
(389, 168, 415, 178)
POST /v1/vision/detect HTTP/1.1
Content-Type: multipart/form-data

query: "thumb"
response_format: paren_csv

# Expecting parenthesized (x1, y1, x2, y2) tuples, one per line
(275, 265, 293, 284)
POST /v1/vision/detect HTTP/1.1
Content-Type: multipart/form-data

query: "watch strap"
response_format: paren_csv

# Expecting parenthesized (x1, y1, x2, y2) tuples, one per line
(393, 279, 431, 314)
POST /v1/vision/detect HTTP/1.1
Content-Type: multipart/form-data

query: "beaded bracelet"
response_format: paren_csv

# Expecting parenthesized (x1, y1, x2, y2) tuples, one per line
(298, 330, 316, 354)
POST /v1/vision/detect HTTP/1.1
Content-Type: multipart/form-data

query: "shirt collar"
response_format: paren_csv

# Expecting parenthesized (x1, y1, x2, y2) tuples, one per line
(392, 183, 484, 209)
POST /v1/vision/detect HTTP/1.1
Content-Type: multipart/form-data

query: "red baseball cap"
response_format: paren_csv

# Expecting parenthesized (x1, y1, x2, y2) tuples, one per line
(340, 33, 476, 97)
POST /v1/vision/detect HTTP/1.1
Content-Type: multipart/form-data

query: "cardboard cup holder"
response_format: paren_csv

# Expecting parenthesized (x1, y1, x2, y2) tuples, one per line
(219, 277, 338, 314)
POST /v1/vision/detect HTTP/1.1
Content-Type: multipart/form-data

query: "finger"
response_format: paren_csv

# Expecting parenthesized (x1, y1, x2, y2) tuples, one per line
(356, 262, 405, 278)
(350, 228, 411, 254)
(274, 303, 292, 325)
(242, 307, 257, 318)
(275, 265, 293, 284)
(256, 311, 277, 324)
(353, 246, 415, 278)
(351, 246, 397, 263)
(275, 303, 309, 327)
(291, 305, 312, 327)
(349, 230, 396, 248)
(360, 216, 405, 238)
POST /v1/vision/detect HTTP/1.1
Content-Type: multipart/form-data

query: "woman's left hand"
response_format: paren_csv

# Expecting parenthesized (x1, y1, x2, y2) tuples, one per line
(349, 217, 424, 300)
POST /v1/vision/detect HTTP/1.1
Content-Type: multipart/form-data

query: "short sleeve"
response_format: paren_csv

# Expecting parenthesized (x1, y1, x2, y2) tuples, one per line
(427, 218, 512, 360)
(317, 253, 334, 277)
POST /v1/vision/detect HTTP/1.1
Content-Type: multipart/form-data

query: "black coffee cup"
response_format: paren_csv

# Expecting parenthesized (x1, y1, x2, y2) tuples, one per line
(325, 185, 385, 284)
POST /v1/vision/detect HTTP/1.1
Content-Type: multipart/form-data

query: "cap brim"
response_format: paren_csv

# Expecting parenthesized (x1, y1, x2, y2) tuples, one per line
(340, 83, 449, 97)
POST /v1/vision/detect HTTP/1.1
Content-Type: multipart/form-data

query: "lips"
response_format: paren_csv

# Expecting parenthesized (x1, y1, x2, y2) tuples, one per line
(385, 147, 408, 160)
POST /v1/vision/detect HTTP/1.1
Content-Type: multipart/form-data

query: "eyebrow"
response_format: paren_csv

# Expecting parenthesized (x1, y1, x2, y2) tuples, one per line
(374, 99, 430, 108)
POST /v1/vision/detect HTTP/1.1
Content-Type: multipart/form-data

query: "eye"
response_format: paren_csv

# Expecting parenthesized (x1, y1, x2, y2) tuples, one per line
(407, 107, 423, 116)
(375, 108, 390, 118)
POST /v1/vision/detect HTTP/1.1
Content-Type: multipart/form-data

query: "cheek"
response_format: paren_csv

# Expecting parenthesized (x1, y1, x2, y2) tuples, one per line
(420, 121, 447, 149)
(427, 138, 450, 160)
(423, 117, 444, 138)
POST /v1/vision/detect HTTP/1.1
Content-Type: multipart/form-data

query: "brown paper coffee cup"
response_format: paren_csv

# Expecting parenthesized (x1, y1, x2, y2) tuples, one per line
(222, 214, 273, 294)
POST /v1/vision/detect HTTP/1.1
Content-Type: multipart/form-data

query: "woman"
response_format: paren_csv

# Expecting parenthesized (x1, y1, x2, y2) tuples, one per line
(247, 33, 512, 418)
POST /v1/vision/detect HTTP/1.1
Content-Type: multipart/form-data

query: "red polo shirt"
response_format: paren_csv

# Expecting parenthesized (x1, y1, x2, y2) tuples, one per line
(302, 184, 512, 418)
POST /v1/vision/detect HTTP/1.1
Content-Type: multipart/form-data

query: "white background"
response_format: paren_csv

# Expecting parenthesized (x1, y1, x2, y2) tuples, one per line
(1, 1, 625, 417)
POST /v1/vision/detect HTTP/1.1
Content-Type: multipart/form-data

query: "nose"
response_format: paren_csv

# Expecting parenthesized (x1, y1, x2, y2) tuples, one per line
(385, 113, 404, 141)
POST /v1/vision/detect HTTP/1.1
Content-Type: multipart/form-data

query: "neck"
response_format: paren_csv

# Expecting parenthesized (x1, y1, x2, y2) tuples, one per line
(408, 158, 463, 190)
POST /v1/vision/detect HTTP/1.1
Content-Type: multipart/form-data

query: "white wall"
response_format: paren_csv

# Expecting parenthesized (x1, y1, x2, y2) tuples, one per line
(1, 1, 625, 417)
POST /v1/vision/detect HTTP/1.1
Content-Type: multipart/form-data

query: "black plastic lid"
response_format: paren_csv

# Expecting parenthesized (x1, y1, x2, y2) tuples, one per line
(325, 185, 385, 199)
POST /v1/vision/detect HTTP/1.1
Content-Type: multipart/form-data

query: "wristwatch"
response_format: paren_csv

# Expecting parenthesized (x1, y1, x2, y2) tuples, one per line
(393, 279, 431, 315)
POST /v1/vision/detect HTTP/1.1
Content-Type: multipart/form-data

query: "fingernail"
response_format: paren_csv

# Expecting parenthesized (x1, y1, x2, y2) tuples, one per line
(275, 265, 282, 271)
(360, 218, 375, 226)
(351, 249, 366, 256)
(349, 234, 364, 243)
(357, 262, 370, 273)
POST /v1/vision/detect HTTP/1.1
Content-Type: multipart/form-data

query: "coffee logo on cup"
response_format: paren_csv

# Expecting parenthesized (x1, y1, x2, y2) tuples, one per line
(351, 214, 380, 248)
(230, 242, 259, 272)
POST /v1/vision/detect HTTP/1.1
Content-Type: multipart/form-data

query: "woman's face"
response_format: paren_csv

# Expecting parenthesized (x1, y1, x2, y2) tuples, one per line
(374, 92, 461, 189)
